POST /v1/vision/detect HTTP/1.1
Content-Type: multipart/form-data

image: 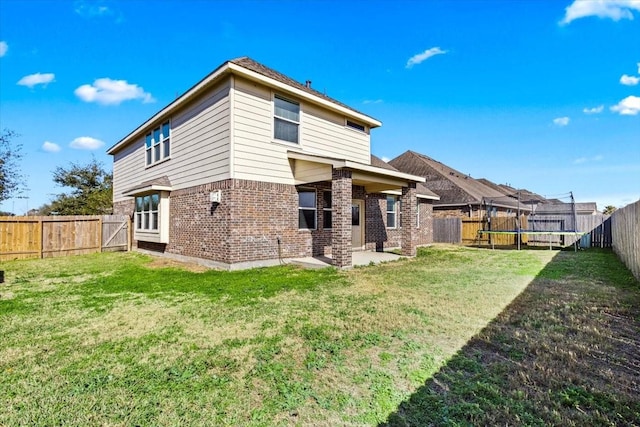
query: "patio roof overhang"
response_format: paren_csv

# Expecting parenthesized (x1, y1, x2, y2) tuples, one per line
(288, 151, 425, 193)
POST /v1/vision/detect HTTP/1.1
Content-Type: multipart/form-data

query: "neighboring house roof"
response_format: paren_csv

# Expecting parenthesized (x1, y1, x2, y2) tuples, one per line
(389, 150, 524, 209)
(108, 56, 381, 155)
(476, 178, 548, 205)
(370, 154, 399, 172)
(534, 202, 598, 215)
(370, 154, 439, 200)
(416, 183, 440, 200)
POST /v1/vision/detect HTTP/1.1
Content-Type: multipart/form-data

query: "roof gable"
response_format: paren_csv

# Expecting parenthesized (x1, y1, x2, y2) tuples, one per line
(390, 151, 511, 205)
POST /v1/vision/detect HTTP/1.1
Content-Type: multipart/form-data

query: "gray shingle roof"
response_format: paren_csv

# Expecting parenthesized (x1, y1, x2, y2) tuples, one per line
(123, 175, 172, 195)
(370, 154, 399, 171)
(371, 154, 439, 198)
(476, 178, 548, 204)
(389, 150, 521, 207)
(229, 57, 375, 122)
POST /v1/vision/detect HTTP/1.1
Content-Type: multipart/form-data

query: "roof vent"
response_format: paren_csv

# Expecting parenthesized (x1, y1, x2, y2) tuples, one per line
(305, 80, 312, 88)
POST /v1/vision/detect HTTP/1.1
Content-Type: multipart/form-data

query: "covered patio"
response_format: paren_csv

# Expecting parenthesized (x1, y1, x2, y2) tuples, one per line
(288, 151, 426, 268)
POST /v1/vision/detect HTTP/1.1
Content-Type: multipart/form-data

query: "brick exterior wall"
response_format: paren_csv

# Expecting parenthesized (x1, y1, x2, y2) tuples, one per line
(416, 200, 434, 245)
(401, 184, 418, 256)
(116, 177, 432, 267)
(331, 169, 353, 268)
(113, 199, 134, 217)
(365, 195, 434, 251)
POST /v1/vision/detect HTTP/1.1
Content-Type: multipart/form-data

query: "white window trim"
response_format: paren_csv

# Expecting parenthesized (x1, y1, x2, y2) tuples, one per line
(386, 195, 401, 229)
(298, 188, 317, 230)
(323, 190, 332, 230)
(272, 93, 301, 146)
(133, 191, 170, 243)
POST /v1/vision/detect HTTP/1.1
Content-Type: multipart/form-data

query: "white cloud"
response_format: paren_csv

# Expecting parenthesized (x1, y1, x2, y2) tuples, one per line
(17, 72, 55, 88)
(381, 156, 391, 162)
(70, 136, 105, 150)
(560, 0, 640, 25)
(553, 116, 570, 126)
(583, 105, 604, 114)
(620, 74, 640, 85)
(75, 0, 111, 17)
(406, 47, 447, 68)
(74, 1, 124, 23)
(0, 41, 7, 57)
(637, 62, 640, 74)
(363, 99, 383, 104)
(573, 154, 604, 164)
(610, 95, 640, 115)
(42, 141, 61, 153)
(74, 78, 154, 105)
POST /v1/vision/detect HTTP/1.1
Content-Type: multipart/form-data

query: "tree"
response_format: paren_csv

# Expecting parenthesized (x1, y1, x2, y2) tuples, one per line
(0, 129, 26, 203)
(603, 205, 617, 215)
(42, 158, 113, 215)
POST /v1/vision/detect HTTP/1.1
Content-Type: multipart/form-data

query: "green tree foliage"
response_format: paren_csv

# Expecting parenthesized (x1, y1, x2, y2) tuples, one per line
(0, 129, 26, 203)
(42, 158, 113, 215)
(603, 205, 617, 215)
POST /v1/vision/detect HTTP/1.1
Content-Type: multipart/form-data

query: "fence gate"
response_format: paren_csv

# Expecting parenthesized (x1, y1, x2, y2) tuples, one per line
(102, 215, 131, 252)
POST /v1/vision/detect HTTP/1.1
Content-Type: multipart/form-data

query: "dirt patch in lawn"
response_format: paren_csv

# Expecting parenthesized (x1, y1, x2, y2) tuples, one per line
(145, 257, 210, 273)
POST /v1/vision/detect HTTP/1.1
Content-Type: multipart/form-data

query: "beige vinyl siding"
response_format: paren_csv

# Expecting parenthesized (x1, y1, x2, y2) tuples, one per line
(113, 141, 143, 202)
(231, 77, 372, 184)
(302, 103, 370, 164)
(292, 160, 332, 184)
(112, 81, 231, 202)
(232, 77, 294, 183)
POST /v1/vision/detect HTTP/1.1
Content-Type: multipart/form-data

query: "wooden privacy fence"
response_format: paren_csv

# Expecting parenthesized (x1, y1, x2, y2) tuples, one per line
(0, 215, 130, 261)
(433, 214, 613, 249)
(611, 200, 640, 281)
(433, 218, 462, 243)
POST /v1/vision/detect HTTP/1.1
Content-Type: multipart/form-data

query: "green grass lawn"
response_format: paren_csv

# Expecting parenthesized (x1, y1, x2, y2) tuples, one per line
(1, 246, 638, 426)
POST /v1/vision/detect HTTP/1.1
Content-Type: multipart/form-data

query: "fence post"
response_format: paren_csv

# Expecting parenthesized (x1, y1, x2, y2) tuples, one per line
(127, 216, 132, 252)
(98, 216, 103, 253)
(39, 219, 44, 259)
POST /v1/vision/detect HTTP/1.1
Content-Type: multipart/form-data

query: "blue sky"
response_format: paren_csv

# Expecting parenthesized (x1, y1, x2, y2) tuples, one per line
(1, 0, 638, 214)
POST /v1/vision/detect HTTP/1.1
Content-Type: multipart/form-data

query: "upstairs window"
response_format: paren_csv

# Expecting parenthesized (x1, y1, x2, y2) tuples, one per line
(146, 121, 171, 166)
(274, 95, 299, 143)
(346, 120, 366, 132)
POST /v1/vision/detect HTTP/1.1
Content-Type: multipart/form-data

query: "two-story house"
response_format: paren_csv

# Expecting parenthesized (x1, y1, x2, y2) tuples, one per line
(108, 57, 437, 269)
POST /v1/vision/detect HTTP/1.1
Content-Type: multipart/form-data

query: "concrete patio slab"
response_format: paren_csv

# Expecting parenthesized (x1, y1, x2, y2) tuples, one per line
(289, 251, 403, 269)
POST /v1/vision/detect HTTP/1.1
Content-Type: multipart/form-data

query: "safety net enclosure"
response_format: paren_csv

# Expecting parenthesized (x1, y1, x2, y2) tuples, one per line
(479, 192, 582, 249)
